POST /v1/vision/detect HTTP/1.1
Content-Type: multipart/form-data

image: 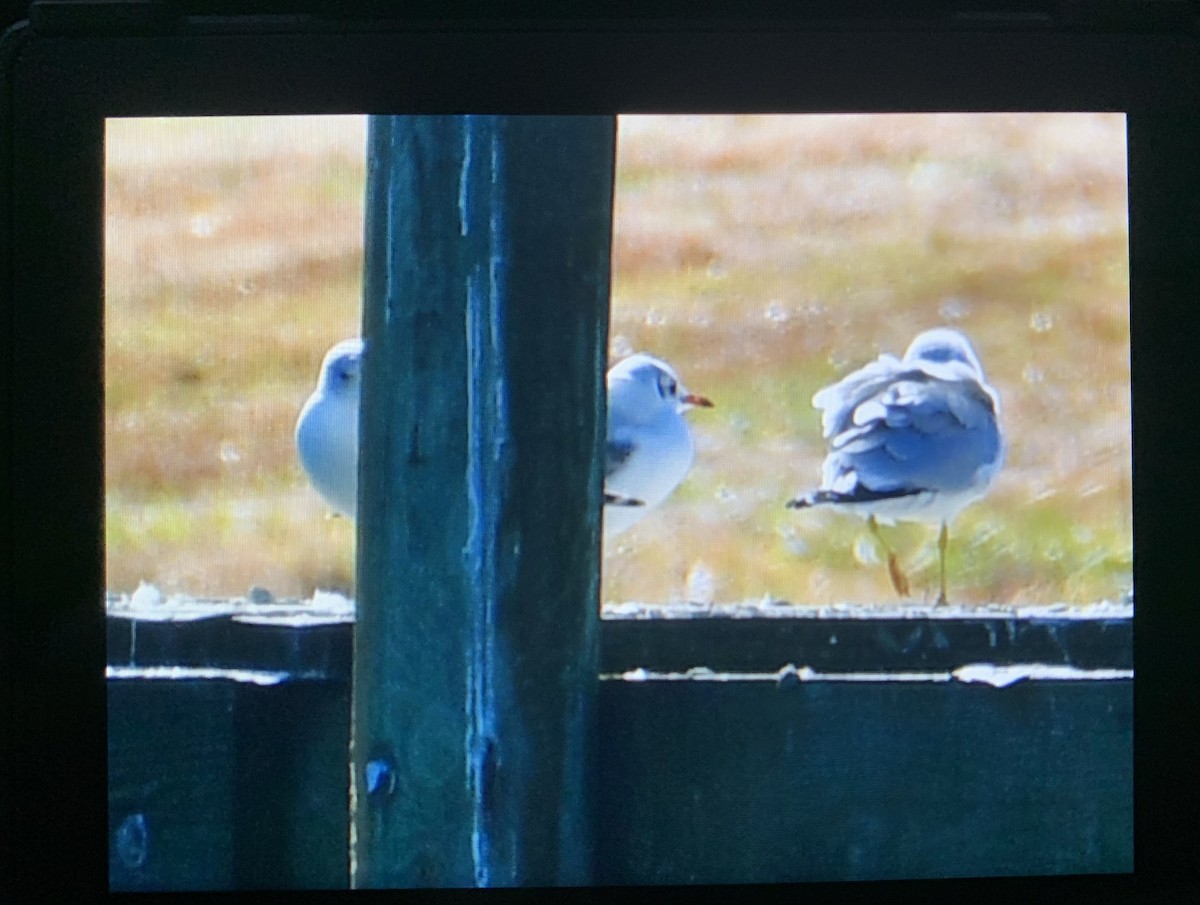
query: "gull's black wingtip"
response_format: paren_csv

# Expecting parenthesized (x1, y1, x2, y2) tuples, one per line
(791, 487, 923, 509)
(604, 493, 645, 507)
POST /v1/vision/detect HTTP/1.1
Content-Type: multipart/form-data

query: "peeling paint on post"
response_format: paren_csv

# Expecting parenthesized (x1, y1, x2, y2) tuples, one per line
(353, 115, 615, 888)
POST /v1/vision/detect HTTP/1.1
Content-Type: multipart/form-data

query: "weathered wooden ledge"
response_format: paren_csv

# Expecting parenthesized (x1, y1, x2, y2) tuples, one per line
(105, 591, 1134, 677)
(105, 589, 1133, 888)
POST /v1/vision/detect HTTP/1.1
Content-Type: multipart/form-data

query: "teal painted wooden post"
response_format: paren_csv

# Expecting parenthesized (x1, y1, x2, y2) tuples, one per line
(352, 115, 615, 887)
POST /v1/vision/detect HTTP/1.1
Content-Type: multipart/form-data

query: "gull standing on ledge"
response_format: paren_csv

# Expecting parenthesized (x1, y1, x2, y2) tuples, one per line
(295, 338, 363, 519)
(605, 353, 714, 539)
(786, 328, 1003, 604)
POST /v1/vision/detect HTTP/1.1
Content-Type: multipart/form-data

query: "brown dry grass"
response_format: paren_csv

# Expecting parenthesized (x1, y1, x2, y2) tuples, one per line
(105, 117, 364, 597)
(104, 114, 1131, 606)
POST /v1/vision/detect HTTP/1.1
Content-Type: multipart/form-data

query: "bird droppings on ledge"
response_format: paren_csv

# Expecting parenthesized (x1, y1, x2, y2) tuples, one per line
(599, 599, 1134, 621)
(231, 611, 356, 628)
(105, 665, 293, 685)
(605, 665, 953, 683)
(128, 580, 164, 608)
(105, 591, 1133, 626)
(951, 663, 1135, 688)
(601, 662, 1134, 685)
(105, 588, 356, 624)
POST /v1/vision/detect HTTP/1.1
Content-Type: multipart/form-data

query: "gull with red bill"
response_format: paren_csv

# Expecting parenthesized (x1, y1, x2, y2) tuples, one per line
(296, 342, 713, 537)
(604, 353, 714, 538)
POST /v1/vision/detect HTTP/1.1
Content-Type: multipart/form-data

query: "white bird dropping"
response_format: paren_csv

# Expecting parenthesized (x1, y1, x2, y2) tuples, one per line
(295, 338, 363, 519)
(787, 328, 1003, 604)
(604, 353, 713, 539)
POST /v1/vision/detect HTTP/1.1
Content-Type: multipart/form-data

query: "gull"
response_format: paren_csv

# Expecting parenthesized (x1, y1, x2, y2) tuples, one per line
(605, 353, 713, 538)
(294, 342, 713, 537)
(786, 328, 1003, 604)
(295, 338, 362, 519)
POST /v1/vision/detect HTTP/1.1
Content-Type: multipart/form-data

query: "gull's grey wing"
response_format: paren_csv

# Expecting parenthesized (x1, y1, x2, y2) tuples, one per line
(603, 437, 644, 506)
(605, 436, 636, 479)
(821, 368, 1002, 494)
(812, 354, 905, 439)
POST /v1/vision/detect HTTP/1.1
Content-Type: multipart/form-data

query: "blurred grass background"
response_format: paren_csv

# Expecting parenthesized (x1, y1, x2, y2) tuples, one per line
(105, 113, 1131, 607)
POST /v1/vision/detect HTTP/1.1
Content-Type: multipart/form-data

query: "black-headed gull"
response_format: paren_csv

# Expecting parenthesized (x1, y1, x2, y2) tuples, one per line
(787, 328, 1003, 604)
(296, 343, 713, 538)
(605, 353, 713, 539)
(295, 338, 362, 519)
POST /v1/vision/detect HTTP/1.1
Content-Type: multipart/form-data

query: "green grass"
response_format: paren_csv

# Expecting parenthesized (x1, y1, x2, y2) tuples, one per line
(104, 113, 1132, 607)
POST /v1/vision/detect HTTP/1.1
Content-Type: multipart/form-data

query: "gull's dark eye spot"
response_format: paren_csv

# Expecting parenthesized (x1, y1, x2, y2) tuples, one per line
(657, 371, 678, 399)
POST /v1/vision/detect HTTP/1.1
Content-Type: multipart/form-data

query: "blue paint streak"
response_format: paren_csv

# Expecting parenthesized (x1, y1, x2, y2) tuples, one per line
(462, 115, 511, 888)
(460, 116, 490, 887)
(458, 119, 472, 239)
(380, 118, 400, 329)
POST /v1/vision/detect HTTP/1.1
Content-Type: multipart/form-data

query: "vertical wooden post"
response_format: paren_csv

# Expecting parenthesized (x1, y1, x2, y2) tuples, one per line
(352, 115, 615, 887)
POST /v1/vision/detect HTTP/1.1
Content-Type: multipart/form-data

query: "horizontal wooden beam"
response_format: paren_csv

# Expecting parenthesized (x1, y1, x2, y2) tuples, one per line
(108, 676, 350, 890)
(596, 677, 1132, 884)
(106, 662, 1131, 889)
(107, 602, 1133, 675)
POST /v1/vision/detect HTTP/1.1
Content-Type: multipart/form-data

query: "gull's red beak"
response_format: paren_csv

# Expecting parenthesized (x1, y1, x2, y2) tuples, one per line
(681, 393, 714, 408)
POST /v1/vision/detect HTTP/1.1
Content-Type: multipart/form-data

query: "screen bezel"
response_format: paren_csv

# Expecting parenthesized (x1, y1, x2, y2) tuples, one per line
(4, 16, 1197, 902)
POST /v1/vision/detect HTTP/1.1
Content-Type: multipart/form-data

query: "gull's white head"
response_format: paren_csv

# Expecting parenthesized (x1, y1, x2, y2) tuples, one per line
(607, 353, 713, 420)
(296, 338, 364, 519)
(903, 328, 986, 379)
(315, 338, 364, 398)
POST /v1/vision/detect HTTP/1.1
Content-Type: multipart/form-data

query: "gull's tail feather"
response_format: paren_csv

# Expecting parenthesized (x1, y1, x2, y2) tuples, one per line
(786, 487, 923, 509)
(604, 492, 645, 507)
